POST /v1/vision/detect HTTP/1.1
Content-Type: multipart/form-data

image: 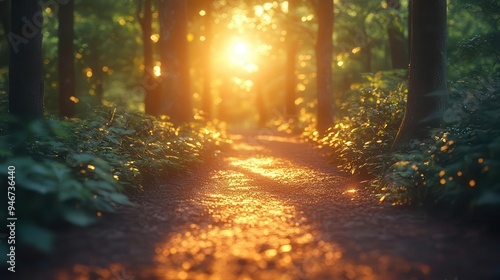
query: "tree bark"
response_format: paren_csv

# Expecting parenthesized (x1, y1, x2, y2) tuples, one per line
(9, 0, 44, 118)
(158, 0, 192, 124)
(139, 0, 160, 116)
(201, 1, 213, 119)
(255, 79, 267, 128)
(386, 0, 408, 69)
(315, 0, 334, 133)
(393, 0, 448, 148)
(1, 0, 11, 43)
(284, 0, 297, 119)
(58, 0, 76, 118)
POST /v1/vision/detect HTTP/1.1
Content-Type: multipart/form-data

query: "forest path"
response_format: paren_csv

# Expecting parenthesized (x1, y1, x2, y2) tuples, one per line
(14, 133, 500, 280)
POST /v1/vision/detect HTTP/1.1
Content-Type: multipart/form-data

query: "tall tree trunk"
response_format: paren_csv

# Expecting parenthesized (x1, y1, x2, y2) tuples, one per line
(139, 0, 160, 116)
(9, 0, 44, 118)
(1, 0, 11, 43)
(284, 0, 297, 119)
(158, 0, 192, 124)
(315, 0, 334, 133)
(285, 42, 297, 118)
(408, 0, 412, 57)
(218, 75, 230, 122)
(393, 0, 448, 148)
(201, 1, 213, 119)
(386, 0, 408, 69)
(58, 0, 76, 118)
(255, 75, 267, 128)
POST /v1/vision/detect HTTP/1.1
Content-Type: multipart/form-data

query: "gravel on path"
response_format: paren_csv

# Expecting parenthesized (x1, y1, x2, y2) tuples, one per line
(9, 133, 500, 280)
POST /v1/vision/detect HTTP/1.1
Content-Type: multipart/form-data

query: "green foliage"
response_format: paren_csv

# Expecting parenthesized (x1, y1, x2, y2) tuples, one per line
(450, 0, 500, 76)
(0, 107, 227, 256)
(311, 71, 500, 218)
(379, 77, 500, 214)
(316, 70, 407, 177)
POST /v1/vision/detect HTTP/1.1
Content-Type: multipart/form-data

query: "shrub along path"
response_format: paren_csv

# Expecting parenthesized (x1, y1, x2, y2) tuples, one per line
(11, 133, 500, 279)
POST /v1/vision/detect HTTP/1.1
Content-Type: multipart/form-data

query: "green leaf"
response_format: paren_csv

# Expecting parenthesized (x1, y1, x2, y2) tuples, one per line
(18, 223, 54, 254)
(57, 180, 84, 202)
(66, 153, 95, 167)
(63, 208, 96, 226)
(84, 180, 116, 192)
(109, 192, 134, 205)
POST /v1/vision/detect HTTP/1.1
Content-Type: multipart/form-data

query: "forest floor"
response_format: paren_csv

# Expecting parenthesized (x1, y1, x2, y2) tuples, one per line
(8, 133, 500, 280)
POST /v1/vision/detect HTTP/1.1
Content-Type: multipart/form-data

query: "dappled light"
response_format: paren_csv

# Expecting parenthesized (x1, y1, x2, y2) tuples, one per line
(149, 165, 358, 280)
(2, 0, 500, 279)
(229, 156, 326, 184)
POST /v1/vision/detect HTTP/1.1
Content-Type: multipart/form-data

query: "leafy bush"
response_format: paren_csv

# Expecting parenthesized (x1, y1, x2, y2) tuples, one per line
(378, 77, 500, 216)
(316, 70, 407, 178)
(0, 107, 227, 256)
(308, 70, 500, 218)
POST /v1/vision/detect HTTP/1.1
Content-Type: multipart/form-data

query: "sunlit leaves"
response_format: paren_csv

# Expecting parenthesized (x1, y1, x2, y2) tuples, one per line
(0, 106, 228, 255)
(311, 70, 407, 177)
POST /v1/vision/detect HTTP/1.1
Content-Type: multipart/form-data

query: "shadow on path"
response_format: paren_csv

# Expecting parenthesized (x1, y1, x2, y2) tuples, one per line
(9, 133, 500, 280)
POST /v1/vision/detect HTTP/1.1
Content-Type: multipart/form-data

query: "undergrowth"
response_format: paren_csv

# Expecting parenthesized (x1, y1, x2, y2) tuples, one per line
(301, 71, 500, 219)
(0, 107, 227, 256)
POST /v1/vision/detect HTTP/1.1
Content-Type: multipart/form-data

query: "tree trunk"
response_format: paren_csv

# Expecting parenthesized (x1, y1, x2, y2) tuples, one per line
(158, 0, 192, 124)
(217, 75, 230, 122)
(315, 0, 334, 133)
(58, 0, 76, 118)
(255, 75, 267, 128)
(139, 0, 160, 116)
(386, 0, 408, 69)
(9, 0, 44, 118)
(1, 0, 11, 43)
(284, 0, 297, 119)
(201, 1, 213, 119)
(393, 0, 448, 148)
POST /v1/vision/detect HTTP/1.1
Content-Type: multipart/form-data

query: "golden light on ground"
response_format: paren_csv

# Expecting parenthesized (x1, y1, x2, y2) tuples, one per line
(144, 150, 384, 279)
(48, 137, 432, 280)
(228, 157, 322, 183)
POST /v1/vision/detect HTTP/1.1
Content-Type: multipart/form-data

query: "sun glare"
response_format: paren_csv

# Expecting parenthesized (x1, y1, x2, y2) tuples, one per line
(234, 42, 249, 56)
(227, 39, 258, 73)
(228, 40, 252, 62)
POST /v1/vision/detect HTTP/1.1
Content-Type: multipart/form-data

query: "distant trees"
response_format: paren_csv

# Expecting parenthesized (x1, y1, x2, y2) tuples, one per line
(9, 0, 44, 118)
(58, 0, 76, 118)
(314, 0, 334, 132)
(393, 0, 448, 148)
(158, 0, 192, 123)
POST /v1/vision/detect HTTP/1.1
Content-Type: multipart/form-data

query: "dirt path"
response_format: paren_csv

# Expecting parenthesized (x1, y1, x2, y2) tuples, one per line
(9, 134, 500, 279)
